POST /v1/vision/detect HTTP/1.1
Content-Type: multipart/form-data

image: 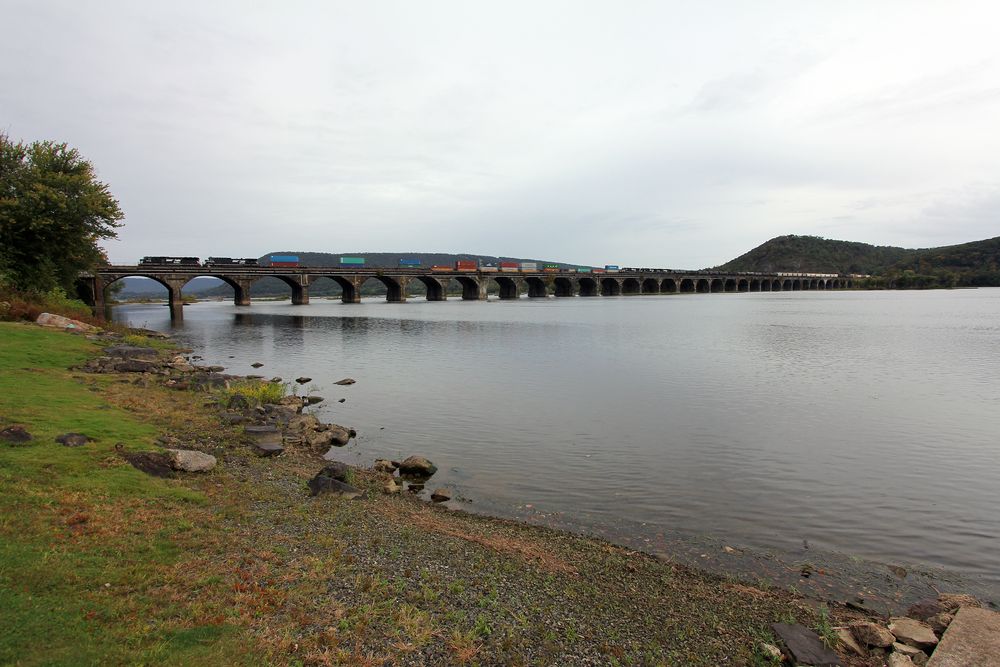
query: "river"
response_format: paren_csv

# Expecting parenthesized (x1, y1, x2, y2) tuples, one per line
(114, 288, 1000, 608)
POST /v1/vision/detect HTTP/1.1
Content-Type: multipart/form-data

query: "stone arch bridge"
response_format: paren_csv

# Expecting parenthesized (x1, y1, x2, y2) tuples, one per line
(80, 267, 854, 319)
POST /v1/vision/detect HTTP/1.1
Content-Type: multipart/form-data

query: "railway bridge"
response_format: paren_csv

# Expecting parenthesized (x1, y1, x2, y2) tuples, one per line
(79, 266, 855, 319)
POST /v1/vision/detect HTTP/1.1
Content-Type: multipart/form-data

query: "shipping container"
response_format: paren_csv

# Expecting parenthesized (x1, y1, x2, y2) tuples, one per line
(398, 258, 421, 266)
(577, 267, 591, 273)
(604, 265, 620, 271)
(592, 268, 606, 274)
(340, 257, 366, 265)
(542, 266, 559, 273)
(455, 260, 478, 271)
(270, 254, 300, 267)
(480, 263, 498, 272)
(519, 262, 538, 271)
(430, 265, 453, 272)
(499, 262, 519, 272)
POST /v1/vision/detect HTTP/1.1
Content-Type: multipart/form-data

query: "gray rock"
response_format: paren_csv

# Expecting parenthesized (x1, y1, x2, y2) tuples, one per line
(287, 414, 321, 433)
(114, 359, 158, 373)
(334, 378, 356, 385)
(926, 607, 1000, 667)
(892, 643, 928, 665)
(36, 312, 98, 332)
(251, 362, 263, 368)
(270, 377, 282, 383)
(55, 433, 93, 447)
(889, 653, 917, 667)
(372, 459, 397, 474)
(383, 479, 401, 494)
(851, 621, 896, 648)
(295, 377, 312, 384)
(431, 488, 452, 502)
(337, 398, 346, 403)
(245, 425, 283, 447)
(770, 623, 843, 667)
(307, 465, 360, 497)
(398, 455, 438, 477)
(837, 628, 866, 656)
(927, 612, 955, 634)
(889, 617, 938, 650)
(1, 425, 32, 443)
(304, 395, 324, 405)
(164, 449, 217, 472)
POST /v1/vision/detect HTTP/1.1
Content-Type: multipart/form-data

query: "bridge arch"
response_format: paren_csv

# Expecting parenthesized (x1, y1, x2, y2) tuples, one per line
(679, 278, 695, 293)
(622, 277, 641, 295)
(724, 278, 737, 293)
(600, 277, 622, 296)
(523, 276, 548, 298)
(409, 276, 447, 301)
(451, 276, 483, 300)
(554, 277, 576, 297)
(359, 275, 406, 302)
(661, 278, 677, 293)
(490, 275, 520, 299)
(578, 277, 598, 297)
(710, 278, 724, 293)
(737, 278, 749, 292)
(791, 279, 802, 291)
(641, 278, 659, 294)
(816, 280, 826, 290)
(751, 278, 762, 292)
(697, 278, 711, 293)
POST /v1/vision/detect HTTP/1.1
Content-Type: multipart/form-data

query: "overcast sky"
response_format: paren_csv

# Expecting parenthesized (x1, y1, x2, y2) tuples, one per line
(3, 1, 999, 267)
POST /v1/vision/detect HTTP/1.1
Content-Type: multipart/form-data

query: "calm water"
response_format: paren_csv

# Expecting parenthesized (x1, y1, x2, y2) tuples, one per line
(115, 289, 1000, 604)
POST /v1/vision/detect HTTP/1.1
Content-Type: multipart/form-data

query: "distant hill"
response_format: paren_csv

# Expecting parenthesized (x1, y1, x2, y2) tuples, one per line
(201, 251, 584, 297)
(716, 235, 1000, 287)
(716, 235, 916, 274)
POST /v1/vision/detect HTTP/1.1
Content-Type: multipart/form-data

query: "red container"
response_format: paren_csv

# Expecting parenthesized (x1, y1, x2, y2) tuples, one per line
(271, 261, 299, 267)
(499, 262, 518, 268)
(455, 261, 478, 270)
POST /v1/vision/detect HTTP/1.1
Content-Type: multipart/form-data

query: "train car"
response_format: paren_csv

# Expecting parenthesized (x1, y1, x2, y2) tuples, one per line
(398, 258, 421, 267)
(592, 268, 606, 274)
(604, 265, 620, 272)
(270, 254, 300, 268)
(205, 257, 259, 267)
(519, 262, 538, 272)
(499, 262, 519, 273)
(430, 265, 453, 272)
(139, 256, 200, 266)
(340, 257, 365, 266)
(577, 267, 592, 273)
(542, 264, 560, 273)
(480, 263, 498, 273)
(455, 260, 478, 271)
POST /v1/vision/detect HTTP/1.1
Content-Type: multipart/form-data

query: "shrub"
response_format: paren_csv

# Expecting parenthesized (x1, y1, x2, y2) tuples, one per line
(224, 380, 287, 406)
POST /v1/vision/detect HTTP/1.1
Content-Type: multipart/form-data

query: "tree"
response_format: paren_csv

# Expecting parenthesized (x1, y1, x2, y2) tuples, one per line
(0, 133, 123, 293)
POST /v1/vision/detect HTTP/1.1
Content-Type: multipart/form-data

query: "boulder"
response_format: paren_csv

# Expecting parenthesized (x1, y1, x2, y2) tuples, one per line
(372, 459, 397, 474)
(770, 623, 843, 667)
(851, 621, 896, 648)
(889, 654, 917, 667)
(398, 456, 438, 477)
(334, 378, 356, 385)
(253, 442, 284, 457)
(305, 429, 336, 448)
(36, 312, 97, 332)
(836, 628, 866, 656)
(304, 395, 324, 405)
(244, 425, 283, 448)
(0, 425, 32, 443)
(119, 449, 174, 478)
(928, 613, 955, 634)
(164, 449, 217, 472)
(307, 465, 360, 498)
(926, 607, 1000, 667)
(908, 599, 948, 622)
(295, 377, 312, 384)
(55, 433, 93, 447)
(430, 488, 452, 502)
(889, 617, 938, 650)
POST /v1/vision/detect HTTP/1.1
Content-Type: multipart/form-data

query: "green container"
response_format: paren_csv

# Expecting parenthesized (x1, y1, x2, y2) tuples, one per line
(340, 257, 366, 265)
(577, 267, 592, 273)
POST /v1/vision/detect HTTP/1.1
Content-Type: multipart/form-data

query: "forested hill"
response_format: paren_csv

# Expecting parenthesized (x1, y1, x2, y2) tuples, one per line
(716, 235, 1000, 287)
(716, 236, 915, 274)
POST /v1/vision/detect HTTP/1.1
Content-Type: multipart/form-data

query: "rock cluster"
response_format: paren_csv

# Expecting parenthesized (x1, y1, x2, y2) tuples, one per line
(839, 593, 984, 666)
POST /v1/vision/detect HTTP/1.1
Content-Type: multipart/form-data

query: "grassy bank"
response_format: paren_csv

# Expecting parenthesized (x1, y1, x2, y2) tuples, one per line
(1, 322, 867, 666)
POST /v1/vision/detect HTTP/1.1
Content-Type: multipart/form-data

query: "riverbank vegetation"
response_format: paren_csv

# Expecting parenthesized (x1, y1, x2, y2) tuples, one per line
(1, 322, 882, 665)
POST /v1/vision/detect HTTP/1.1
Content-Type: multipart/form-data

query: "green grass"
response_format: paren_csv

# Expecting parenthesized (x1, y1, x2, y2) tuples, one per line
(223, 379, 287, 406)
(0, 322, 257, 665)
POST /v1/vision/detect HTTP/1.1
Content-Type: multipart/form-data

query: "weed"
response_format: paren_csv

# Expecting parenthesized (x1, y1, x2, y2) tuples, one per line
(223, 379, 287, 406)
(815, 607, 837, 649)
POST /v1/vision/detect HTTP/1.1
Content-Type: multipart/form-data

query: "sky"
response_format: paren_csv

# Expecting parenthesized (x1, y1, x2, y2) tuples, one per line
(3, 1, 1000, 268)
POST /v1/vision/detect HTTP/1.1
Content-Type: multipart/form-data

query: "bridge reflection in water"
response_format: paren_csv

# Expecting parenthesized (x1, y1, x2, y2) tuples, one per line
(80, 267, 854, 320)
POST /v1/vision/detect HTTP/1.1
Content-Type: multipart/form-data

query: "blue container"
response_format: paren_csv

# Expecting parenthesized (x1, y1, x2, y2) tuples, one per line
(270, 255, 300, 263)
(399, 258, 421, 266)
(604, 265, 620, 270)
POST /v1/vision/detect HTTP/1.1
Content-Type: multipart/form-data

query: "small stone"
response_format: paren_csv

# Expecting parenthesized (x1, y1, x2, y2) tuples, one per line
(430, 488, 452, 502)
(927, 612, 954, 634)
(251, 362, 263, 368)
(164, 449, 217, 472)
(334, 378, 356, 385)
(837, 628, 866, 656)
(770, 623, 843, 666)
(372, 459, 397, 474)
(114, 359, 158, 373)
(888, 653, 916, 667)
(304, 395, 324, 405)
(851, 621, 896, 648)
(307, 465, 360, 498)
(253, 442, 284, 457)
(888, 617, 937, 650)
(338, 398, 346, 403)
(722, 545, 737, 554)
(55, 433, 93, 447)
(889, 564, 908, 579)
(270, 377, 282, 383)
(287, 414, 321, 433)
(383, 479, 401, 494)
(0, 425, 32, 443)
(892, 643, 927, 665)
(295, 377, 311, 384)
(759, 643, 782, 661)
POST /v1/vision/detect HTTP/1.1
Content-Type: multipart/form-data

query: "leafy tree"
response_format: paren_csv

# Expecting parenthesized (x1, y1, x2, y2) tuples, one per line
(0, 133, 123, 293)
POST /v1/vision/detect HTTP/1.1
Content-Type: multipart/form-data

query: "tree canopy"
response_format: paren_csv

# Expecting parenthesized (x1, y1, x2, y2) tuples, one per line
(0, 133, 123, 293)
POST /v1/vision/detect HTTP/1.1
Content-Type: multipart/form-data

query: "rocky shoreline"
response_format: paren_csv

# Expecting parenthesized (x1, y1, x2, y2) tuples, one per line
(7, 313, 998, 665)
